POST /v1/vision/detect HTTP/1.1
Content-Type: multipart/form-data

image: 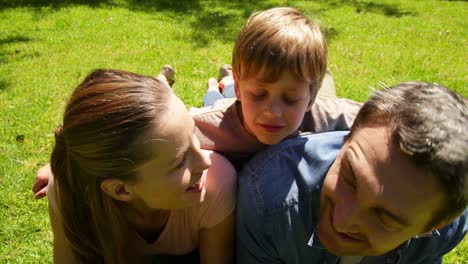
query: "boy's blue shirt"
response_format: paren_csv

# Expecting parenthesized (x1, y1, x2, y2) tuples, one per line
(236, 131, 468, 264)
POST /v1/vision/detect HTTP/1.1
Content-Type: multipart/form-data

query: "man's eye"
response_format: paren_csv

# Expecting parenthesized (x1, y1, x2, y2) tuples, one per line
(342, 175, 356, 189)
(375, 210, 401, 232)
(340, 160, 356, 189)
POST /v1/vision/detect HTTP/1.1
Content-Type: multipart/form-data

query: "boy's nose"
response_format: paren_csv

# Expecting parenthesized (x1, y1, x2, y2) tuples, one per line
(265, 98, 282, 117)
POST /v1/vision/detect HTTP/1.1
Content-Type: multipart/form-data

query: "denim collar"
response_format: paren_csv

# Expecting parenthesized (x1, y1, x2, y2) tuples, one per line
(307, 230, 323, 249)
(308, 229, 340, 263)
(307, 228, 441, 260)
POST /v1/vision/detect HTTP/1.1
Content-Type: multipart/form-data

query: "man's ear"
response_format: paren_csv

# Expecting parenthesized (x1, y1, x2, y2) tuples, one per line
(100, 179, 133, 202)
(234, 73, 241, 101)
(417, 220, 450, 237)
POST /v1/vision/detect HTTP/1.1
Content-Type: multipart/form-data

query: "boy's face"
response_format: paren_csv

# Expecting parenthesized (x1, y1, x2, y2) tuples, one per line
(234, 70, 312, 145)
(318, 125, 445, 256)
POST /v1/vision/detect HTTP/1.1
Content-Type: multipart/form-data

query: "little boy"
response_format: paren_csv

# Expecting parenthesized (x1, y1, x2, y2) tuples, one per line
(190, 7, 361, 169)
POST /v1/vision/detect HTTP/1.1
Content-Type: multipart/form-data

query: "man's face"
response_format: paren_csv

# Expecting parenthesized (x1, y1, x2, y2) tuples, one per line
(318, 125, 445, 256)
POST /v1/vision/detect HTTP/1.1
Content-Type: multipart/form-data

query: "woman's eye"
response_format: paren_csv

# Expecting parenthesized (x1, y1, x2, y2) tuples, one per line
(174, 155, 187, 169)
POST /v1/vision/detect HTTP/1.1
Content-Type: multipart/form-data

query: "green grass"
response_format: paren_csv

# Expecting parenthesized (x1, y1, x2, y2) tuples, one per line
(0, 0, 466, 262)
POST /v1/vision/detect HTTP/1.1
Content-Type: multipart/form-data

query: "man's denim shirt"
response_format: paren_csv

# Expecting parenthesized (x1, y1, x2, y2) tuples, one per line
(236, 131, 467, 264)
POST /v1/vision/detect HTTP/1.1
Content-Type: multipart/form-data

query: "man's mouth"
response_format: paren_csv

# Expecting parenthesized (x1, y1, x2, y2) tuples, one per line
(334, 230, 366, 243)
(328, 203, 366, 244)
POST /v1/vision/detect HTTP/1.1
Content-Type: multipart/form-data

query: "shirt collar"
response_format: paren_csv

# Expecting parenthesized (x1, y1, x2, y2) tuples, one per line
(413, 229, 441, 239)
(307, 230, 322, 248)
(307, 228, 441, 257)
(395, 230, 441, 254)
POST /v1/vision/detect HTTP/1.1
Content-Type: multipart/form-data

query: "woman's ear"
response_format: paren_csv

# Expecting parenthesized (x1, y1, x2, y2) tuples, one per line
(100, 179, 133, 202)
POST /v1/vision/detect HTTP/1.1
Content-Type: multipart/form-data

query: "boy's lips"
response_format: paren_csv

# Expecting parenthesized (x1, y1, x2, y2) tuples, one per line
(259, 123, 284, 133)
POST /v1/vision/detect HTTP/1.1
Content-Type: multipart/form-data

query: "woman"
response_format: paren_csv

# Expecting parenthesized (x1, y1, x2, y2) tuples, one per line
(48, 69, 236, 263)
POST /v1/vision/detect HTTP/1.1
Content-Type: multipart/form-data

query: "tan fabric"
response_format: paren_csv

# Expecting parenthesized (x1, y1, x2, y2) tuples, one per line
(301, 96, 363, 133)
(190, 98, 267, 168)
(190, 96, 362, 168)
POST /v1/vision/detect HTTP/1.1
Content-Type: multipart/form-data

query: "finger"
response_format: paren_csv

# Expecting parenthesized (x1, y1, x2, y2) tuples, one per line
(34, 187, 47, 199)
(32, 179, 46, 193)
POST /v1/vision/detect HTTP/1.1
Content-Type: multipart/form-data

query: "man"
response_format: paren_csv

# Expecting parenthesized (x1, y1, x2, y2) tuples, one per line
(236, 82, 467, 263)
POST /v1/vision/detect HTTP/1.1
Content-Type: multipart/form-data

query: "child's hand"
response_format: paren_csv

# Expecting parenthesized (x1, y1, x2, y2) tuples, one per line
(32, 164, 51, 199)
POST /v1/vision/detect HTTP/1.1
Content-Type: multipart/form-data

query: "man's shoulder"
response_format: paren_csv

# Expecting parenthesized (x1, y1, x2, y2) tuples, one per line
(243, 131, 348, 176)
(238, 131, 348, 215)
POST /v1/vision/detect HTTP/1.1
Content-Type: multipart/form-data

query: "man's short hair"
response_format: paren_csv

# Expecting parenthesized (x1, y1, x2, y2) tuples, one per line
(349, 82, 467, 230)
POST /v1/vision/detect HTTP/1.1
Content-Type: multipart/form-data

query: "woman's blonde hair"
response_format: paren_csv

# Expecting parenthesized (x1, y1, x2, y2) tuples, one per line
(51, 69, 173, 263)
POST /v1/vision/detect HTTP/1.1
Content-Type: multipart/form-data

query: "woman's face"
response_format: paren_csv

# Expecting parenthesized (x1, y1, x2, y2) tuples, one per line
(129, 94, 211, 210)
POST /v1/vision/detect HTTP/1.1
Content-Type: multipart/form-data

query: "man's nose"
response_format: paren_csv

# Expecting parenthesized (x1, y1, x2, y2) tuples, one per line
(333, 198, 361, 233)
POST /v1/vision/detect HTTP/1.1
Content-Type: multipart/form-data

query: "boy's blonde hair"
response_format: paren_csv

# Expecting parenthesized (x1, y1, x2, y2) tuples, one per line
(232, 7, 328, 93)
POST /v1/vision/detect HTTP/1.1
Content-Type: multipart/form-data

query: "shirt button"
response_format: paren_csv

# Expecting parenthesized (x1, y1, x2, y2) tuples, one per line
(386, 259, 394, 263)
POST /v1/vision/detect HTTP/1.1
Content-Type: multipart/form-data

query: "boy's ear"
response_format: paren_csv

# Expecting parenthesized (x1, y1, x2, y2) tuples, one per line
(233, 73, 241, 101)
(306, 84, 319, 111)
(100, 179, 134, 202)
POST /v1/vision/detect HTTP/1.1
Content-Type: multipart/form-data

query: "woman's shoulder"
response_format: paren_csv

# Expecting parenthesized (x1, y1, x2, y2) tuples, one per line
(205, 149, 236, 176)
(202, 149, 236, 198)
(197, 150, 237, 228)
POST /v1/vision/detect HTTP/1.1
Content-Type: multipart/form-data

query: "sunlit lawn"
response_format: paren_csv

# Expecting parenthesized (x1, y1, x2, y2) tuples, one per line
(0, 0, 466, 262)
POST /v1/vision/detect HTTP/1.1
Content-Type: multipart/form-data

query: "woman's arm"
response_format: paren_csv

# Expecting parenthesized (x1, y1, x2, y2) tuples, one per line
(197, 150, 236, 264)
(47, 177, 75, 263)
(199, 212, 235, 264)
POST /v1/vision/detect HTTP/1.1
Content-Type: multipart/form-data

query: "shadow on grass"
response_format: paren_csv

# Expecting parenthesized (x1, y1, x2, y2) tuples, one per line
(317, 0, 415, 17)
(0, 0, 280, 46)
(0, 0, 415, 46)
(0, 35, 35, 66)
(187, 2, 280, 47)
(0, 0, 207, 12)
(0, 80, 9, 91)
(0, 35, 33, 45)
(0, 0, 112, 10)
